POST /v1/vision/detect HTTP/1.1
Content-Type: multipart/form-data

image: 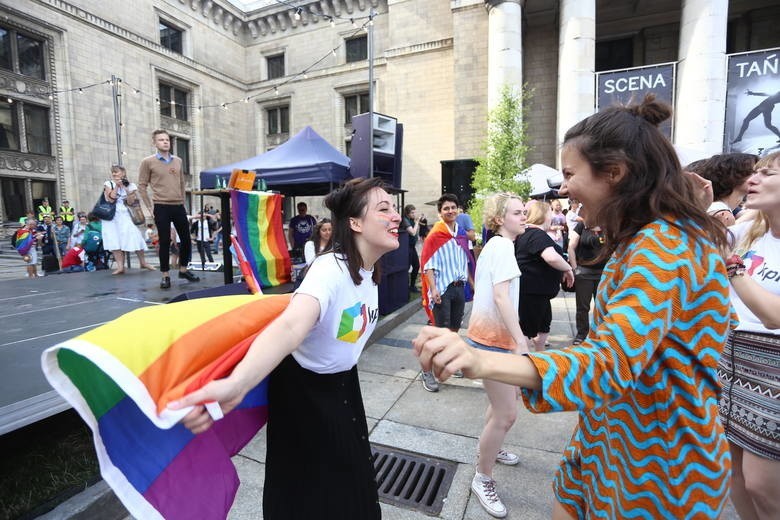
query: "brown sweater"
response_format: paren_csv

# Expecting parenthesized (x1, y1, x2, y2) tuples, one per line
(138, 154, 186, 207)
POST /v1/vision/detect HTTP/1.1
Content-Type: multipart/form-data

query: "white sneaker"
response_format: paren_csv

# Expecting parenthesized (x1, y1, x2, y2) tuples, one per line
(495, 448, 520, 466)
(471, 473, 507, 518)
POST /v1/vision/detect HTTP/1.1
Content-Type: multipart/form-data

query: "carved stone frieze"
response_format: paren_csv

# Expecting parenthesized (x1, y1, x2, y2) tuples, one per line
(0, 74, 53, 101)
(160, 115, 192, 135)
(0, 152, 56, 174)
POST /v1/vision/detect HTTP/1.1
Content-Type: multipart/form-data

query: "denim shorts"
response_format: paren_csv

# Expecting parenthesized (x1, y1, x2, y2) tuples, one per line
(465, 337, 511, 354)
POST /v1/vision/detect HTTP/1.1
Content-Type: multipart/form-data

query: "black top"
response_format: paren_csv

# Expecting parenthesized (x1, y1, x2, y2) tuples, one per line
(573, 222, 608, 270)
(402, 217, 417, 247)
(514, 227, 565, 296)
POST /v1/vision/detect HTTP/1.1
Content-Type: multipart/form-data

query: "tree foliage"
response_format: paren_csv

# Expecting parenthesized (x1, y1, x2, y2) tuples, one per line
(469, 84, 532, 237)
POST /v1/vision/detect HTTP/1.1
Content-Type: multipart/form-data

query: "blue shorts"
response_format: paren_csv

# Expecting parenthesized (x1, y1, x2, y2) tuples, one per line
(465, 337, 511, 354)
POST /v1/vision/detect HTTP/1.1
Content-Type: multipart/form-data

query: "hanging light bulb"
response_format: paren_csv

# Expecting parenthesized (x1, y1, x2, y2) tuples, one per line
(329, 17, 335, 28)
(350, 18, 355, 28)
(303, 72, 308, 79)
(155, 97, 160, 104)
(294, 8, 302, 21)
(244, 97, 250, 103)
(121, 151, 127, 156)
(133, 88, 140, 95)
(332, 48, 337, 57)
(221, 103, 228, 110)
(274, 86, 279, 95)
(48, 94, 54, 100)
(78, 88, 84, 94)
(7, 97, 12, 103)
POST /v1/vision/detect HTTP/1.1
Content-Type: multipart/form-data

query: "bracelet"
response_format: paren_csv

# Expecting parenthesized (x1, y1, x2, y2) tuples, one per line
(725, 254, 746, 279)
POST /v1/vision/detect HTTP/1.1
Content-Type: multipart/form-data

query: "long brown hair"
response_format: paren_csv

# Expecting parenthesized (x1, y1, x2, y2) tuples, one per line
(324, 177, 387, 285)
(563, 94, 728, 262)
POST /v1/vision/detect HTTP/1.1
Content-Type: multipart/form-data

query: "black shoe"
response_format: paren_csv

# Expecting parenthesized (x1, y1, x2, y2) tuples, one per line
(178, 270, 200, 282)
(160, 276, 171, 289)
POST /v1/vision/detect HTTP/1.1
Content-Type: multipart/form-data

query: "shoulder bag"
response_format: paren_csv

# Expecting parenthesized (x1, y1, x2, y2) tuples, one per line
(92, 192, 116, 221)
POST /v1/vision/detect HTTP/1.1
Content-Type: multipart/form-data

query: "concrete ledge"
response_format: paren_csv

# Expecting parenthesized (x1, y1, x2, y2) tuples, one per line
(35, 481, 127, 520)
(368, 299, 422, 346)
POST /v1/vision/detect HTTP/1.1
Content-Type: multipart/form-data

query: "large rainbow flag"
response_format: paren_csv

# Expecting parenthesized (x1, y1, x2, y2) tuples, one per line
(41, 293, 292, 520)
(231, 190, 290, 288)
(13, 228, 35, 255)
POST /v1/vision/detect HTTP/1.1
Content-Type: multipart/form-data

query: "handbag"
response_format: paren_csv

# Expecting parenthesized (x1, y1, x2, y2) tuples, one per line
(92, 192, 116, 221)
(127, 199, 146, 225)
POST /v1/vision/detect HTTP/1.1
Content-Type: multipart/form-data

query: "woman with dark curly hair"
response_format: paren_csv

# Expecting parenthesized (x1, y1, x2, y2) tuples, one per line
(414, 94, 732, 519)
(699, 153, 758, 226)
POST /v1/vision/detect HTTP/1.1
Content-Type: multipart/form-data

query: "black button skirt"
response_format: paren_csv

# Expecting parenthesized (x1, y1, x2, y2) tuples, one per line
(263, 355, 381, 519)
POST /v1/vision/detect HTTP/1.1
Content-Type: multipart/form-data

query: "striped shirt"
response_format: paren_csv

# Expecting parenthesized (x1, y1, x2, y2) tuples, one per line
(424, 224, 468, 296)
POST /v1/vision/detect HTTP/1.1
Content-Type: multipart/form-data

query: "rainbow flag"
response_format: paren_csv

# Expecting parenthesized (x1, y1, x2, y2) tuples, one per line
(13, 228, 34, 255)
(41, 293, 292, 520)
(231, 190, 291, 288)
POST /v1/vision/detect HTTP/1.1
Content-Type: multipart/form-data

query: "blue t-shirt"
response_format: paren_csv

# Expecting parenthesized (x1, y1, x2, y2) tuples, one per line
(289, 214, 317, 248)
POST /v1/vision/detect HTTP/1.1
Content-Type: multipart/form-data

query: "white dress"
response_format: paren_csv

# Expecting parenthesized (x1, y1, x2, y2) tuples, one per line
(101, 180, 147, 252)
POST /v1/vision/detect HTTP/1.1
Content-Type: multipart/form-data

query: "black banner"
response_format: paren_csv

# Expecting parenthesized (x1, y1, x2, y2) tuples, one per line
(725, 48, 780, 157)
(596, 63, 675, 137)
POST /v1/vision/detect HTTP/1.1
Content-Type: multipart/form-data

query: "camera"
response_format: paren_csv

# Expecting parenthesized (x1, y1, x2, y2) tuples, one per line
(121, 178, 130, 187)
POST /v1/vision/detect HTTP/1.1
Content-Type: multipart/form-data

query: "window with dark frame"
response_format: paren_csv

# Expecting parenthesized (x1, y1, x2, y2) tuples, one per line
(267, 106, 289, 135)
(159, 21, 183, 54)
(267, 54, 285, 80)
(595, 37, 634, 72)
(0, 25, 45, 79)
(159, 82, 189, 121)
(23, 103, 50, 155)
(346, 35, 368, 63)
(172, 136, 190, 175)
(344, 92, 369, 125)
(0, 99, 19, 151)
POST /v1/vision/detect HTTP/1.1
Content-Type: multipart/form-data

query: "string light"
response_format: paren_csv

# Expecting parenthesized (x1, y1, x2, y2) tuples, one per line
(274, 86, 279, 95)
(48, 94, 54, 100)
(6, 97, 12, 103)
(329, 17, 335, 28)
(78, 88, 84, 94)
(351, 18, 356, 28)
(244, 97, 250, 103)
(331, 48, 337, 57)
(293, 7, 302, 21)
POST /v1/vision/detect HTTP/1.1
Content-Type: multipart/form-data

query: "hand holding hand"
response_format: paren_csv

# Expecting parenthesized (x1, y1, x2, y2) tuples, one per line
(412, 326, 481, 381)
(167, 378, 246, 434)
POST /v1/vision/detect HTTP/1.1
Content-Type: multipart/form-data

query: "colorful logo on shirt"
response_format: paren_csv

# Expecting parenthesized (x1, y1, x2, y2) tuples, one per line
(336, 302, 370, 343)
(743, 250, 763, 276)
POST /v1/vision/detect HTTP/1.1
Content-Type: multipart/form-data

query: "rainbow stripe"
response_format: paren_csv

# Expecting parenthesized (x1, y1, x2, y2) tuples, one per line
(231, 190, 291, 288)
(14, 228, 34, 255)
(41, 293, 292, 520)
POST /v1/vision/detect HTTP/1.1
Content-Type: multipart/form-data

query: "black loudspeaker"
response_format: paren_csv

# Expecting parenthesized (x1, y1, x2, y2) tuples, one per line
(350, 113, 403, 188)
(440, 159, 477, 209)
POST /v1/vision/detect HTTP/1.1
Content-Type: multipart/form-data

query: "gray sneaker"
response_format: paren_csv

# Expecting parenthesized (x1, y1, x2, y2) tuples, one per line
(421, 371, 439, 392)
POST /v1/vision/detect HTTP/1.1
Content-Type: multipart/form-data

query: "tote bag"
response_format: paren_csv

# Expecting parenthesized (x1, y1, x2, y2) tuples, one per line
(92, 193, 116, 221)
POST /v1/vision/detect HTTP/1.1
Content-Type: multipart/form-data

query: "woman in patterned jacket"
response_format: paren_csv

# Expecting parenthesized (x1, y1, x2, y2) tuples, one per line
(413, 94, 732, 520)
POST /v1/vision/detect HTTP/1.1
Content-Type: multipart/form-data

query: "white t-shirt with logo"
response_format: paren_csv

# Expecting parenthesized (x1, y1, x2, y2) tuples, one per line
(730, 221, 780, 334)
(293, 252, 379, 373)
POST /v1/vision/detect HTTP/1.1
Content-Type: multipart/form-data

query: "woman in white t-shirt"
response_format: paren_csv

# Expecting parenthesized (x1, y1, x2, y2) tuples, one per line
(465, 192, 531, 518)
(718, 152, 780, 520)
(171, 177, 401, 520)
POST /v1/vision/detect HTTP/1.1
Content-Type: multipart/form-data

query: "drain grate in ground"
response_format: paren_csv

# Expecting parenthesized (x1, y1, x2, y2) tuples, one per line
(371, 444, 457, 516)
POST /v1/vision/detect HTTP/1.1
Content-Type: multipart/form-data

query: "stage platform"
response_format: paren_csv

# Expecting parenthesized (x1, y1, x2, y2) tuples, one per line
(0, 268, 290, 435)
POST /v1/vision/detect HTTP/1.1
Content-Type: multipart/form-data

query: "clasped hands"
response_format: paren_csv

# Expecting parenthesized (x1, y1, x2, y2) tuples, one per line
(412, 326, 482, 381)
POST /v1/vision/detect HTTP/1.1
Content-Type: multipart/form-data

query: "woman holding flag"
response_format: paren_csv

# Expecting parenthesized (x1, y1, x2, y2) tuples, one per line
(171, 177, 401, 519)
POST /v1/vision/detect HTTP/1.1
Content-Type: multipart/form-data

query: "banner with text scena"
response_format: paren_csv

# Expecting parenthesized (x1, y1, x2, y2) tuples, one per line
(725, 47, 780, 157)
(596, 63, 675, 138)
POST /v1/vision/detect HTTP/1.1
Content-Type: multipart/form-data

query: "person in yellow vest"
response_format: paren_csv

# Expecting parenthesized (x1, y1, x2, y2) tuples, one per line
(59, 200, 75, 230)
(37, 198, 53, 222)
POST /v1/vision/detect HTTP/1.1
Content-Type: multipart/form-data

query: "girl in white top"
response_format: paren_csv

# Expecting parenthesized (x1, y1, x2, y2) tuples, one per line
(465, 192, 531, 518)
(101, 165, 155, 275)
(303, 218, 332, 265)
(171, 177, 401, 519)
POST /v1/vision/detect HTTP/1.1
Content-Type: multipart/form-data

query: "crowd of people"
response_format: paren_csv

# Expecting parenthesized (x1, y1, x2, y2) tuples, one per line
(12, 100, 778, 520)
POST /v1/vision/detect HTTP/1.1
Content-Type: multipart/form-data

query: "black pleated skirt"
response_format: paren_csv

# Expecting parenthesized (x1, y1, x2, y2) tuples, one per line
(263, 355, 381, 519)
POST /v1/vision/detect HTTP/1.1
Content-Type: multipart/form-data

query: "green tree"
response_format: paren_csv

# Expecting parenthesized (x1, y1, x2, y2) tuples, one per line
(469, 84, 532, 238)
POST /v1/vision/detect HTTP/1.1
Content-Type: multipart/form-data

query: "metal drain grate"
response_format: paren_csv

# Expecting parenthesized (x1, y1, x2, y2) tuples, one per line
(371, 444, 457, 515)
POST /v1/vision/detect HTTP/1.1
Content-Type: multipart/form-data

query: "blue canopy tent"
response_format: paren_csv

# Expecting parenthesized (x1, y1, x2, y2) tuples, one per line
(199, 126, 352, 196)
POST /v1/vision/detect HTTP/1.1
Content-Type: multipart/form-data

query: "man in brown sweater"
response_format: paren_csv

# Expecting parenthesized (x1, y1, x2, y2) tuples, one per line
(138, 129, 199, 289)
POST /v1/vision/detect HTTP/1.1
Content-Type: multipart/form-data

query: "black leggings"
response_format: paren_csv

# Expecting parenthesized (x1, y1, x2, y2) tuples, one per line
(153, 204, 191, 272)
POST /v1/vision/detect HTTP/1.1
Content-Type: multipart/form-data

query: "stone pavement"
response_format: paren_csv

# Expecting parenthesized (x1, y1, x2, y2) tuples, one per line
(38, 289, 739, 520)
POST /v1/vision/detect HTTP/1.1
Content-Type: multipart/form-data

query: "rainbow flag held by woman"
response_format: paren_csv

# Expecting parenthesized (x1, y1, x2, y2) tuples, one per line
(41, 293, 292, 520)
(231, 190, 291, 288)
(13, 228, 35, 256)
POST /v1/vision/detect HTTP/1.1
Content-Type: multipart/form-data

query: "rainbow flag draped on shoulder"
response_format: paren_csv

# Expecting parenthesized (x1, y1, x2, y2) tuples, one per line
(41, 293, 292, 520)
(231, 190, 291, 288)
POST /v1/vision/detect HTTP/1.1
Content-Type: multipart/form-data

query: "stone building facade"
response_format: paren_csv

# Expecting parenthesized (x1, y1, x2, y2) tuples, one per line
(0, 0, 778, 223)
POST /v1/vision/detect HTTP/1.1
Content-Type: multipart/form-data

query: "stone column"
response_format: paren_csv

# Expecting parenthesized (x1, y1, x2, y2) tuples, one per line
(486, 0, 523, 110)
(556, 0, 595, 156)
(675, 0, 728, 154)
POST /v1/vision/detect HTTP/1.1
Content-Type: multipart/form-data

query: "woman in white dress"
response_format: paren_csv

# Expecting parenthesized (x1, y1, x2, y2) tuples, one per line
(102, 165, 155, 275)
